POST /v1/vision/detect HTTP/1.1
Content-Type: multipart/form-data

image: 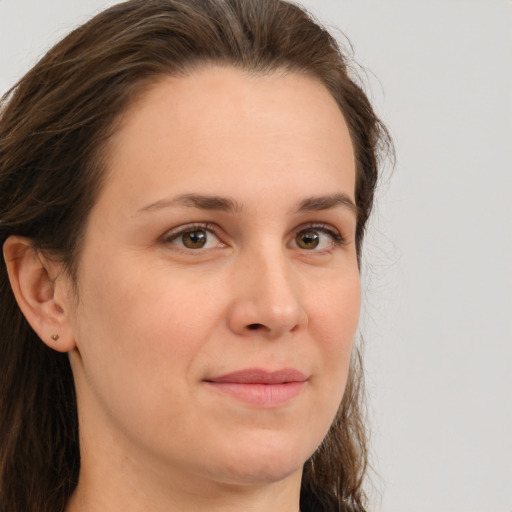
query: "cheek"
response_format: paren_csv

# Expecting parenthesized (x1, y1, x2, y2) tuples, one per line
(76, 245, 208, 333)
(70, 247, 228, 401)
(69, 256, 221, 447)
(313, 272, 361, 347)
(310, 274, 361, 401)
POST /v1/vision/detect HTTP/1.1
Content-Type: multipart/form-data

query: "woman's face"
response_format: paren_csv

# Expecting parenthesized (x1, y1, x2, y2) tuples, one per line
(66, 66, 360, 489)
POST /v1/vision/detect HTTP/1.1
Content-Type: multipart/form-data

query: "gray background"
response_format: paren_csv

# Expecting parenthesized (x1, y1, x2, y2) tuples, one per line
(1, 1, 511, 511)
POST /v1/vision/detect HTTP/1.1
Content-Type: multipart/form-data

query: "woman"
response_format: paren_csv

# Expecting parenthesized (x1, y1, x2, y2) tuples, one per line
(0, 1, 391, 511)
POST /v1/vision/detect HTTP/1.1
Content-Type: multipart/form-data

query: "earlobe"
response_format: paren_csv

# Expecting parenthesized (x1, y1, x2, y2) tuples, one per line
(3, 236, 76, 353)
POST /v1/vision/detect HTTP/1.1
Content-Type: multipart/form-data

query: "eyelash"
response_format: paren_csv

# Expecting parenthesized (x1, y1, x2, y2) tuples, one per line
(298, 223, 346, 246)
(162, 222, 345, 251)
(162, 222, 222, 246)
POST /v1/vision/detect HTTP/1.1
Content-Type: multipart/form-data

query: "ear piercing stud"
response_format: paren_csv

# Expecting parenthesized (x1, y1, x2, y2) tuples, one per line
(51, 334, 60, 341)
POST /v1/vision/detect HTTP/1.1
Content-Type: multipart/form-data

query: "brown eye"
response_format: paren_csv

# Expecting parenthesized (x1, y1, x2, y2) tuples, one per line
(181, 230, 207, 249)
(165, 224, 224, 250)
(295, 230, 320, 249)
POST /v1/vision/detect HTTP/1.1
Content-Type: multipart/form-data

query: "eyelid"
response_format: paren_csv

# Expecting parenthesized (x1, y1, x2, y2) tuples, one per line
(293, 222, 346, 246)
(161, 222, 225, 247)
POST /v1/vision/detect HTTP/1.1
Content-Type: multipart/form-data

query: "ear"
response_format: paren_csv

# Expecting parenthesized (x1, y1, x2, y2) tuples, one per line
(3, 236, 76, 352)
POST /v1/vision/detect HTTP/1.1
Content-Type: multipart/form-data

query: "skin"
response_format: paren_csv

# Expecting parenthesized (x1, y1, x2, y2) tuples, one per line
(5, 66, 360, 512)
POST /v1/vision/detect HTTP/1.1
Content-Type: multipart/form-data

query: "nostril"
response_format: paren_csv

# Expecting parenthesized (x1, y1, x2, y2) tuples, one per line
(247, 323, 262, 330)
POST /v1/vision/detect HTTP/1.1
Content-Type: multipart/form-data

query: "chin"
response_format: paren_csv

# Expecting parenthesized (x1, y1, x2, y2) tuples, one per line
(214, 458, 304, 487)
(202, 432, 318, 486)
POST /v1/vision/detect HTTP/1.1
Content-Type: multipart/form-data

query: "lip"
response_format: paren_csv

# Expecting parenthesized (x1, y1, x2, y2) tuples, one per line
(204, 368, 308, 407)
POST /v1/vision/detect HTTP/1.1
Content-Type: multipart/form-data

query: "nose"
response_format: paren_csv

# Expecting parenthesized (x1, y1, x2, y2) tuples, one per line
(226, 247, 308, 339)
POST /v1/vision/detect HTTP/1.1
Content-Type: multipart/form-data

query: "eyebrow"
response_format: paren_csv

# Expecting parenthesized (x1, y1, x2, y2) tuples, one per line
(137, 192, 357, 216)
(137, 193, 243, 214)
(296, 193, 357, 216)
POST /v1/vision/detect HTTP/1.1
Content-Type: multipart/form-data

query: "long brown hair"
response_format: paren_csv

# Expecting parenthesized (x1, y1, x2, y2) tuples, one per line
(0, 1, 392, 511)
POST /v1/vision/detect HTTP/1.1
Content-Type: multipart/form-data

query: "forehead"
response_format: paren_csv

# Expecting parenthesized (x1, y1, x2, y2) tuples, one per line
(100, 66, 356, 211)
